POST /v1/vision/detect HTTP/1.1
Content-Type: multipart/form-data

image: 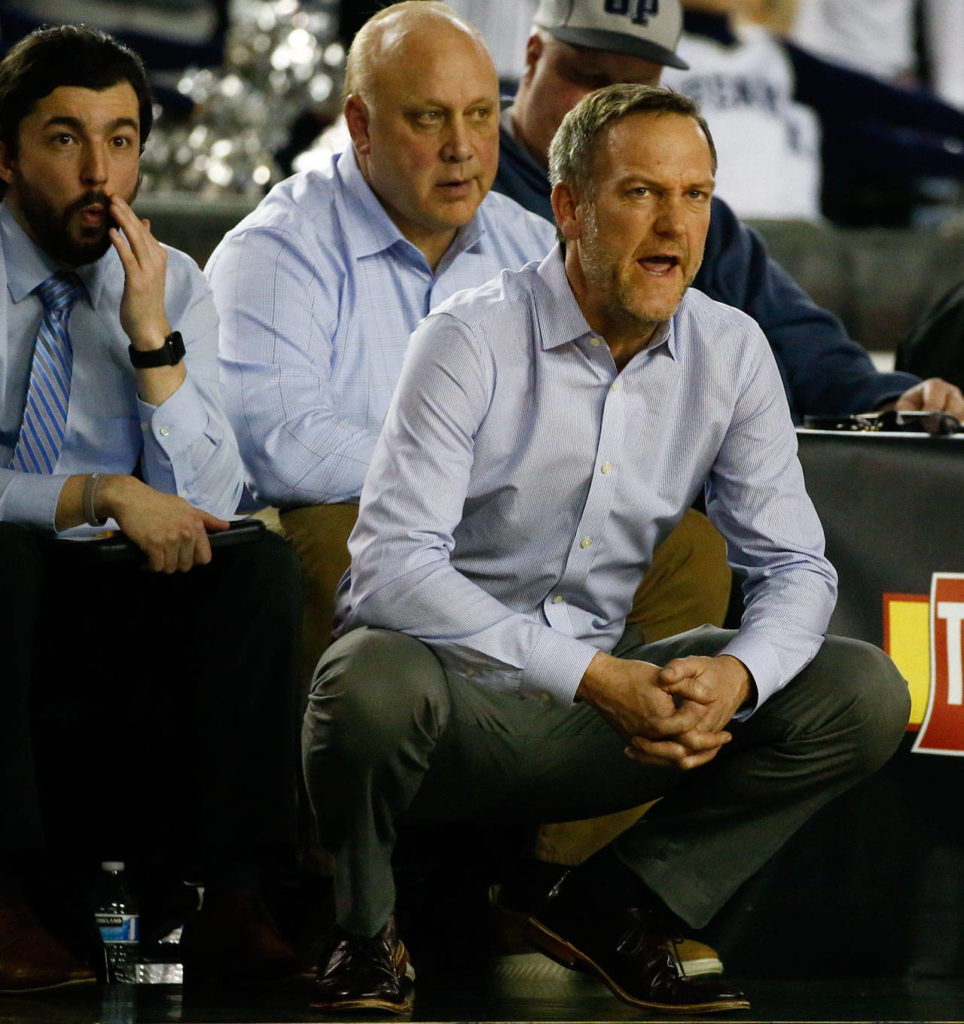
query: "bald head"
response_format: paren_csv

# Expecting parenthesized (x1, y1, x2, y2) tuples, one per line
(345, 2, 491, 104)
(342, 2, 501, 270)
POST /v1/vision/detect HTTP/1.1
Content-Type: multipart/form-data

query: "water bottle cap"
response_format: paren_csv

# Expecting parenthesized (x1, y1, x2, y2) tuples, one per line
(101, 860, 125, 871)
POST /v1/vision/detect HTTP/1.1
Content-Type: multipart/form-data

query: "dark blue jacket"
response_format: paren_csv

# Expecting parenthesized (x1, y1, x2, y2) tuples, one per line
(494, 123, 919, 421)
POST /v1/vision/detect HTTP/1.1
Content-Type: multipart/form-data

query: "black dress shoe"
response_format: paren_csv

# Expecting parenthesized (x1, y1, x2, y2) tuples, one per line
(526, 872, 749, 1014)
(312, 916, 414, 1014)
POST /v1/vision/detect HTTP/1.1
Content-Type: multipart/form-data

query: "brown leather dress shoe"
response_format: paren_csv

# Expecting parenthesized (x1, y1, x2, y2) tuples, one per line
(0, 898, 95, 993)
(312, 916, 414, 1014)
(179, 889, 300, 982)
(489, 882, 725, 974)
(526, 873, 749, 1014)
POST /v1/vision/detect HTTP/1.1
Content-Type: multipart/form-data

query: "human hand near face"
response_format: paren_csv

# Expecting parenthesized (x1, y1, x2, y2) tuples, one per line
(97, 475, 230, 573)
(895, 377, 964, 420)
(108, 195, 171, 351)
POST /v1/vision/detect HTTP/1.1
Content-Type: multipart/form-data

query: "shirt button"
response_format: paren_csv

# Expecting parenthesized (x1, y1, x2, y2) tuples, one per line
(600, 462, 612, 474)
(610, 381, 619, 392)
(580, 537, 592, 549)
(552, 594, 564, 604)
(159, 426, 171, 437)
(590, 336, 601, 347)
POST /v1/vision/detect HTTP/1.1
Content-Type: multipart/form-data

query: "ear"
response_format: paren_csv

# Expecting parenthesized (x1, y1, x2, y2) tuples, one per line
(521, 32, 543, 86)
(551, 181, 583, 241)
(344, 94, 372, 156)
(0, 139, 17, 187)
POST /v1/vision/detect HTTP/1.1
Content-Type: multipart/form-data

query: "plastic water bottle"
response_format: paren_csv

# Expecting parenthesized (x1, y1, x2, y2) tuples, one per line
(94, 861, 140, 983)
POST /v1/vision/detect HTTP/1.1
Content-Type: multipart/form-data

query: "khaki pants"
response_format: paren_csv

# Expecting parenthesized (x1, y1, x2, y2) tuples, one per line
(281, 503, 732, 684)
(283, 503, 733, 866)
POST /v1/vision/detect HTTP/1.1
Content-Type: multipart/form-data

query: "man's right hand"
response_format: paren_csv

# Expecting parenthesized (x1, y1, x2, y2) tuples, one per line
(99, 476, 230, 572)
(55, 474, 230, 572)
(577, 651, 732, 771)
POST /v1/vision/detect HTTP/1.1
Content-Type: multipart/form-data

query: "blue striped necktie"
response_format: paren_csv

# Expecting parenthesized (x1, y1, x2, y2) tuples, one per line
(10, 271, 85, 474)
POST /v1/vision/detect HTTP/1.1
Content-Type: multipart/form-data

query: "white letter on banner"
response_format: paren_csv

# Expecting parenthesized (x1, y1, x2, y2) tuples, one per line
(936, 601, 964, 705)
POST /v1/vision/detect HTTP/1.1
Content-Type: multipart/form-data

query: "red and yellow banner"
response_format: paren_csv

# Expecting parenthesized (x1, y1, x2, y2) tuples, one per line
(884, 573, 964, 755)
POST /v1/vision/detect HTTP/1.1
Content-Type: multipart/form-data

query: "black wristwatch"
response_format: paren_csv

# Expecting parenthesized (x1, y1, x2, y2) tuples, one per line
(128, 331, 185, 368)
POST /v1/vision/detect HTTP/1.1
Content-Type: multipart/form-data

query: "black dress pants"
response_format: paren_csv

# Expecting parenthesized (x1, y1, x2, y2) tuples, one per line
(1, 522, 301, 869)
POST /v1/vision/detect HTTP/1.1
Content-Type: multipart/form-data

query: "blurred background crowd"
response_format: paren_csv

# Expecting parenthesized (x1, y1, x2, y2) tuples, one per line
(4, 0, 964, 230)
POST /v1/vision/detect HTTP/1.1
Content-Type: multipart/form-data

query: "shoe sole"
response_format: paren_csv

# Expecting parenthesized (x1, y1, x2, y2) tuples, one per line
(525, 918, 750, 1014)
(0, 975, 96, 995)
(309, 994, 413, 1014)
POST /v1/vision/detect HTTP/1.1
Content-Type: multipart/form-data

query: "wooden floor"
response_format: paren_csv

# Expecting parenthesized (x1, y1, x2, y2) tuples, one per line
(2, 959, 964, 1024)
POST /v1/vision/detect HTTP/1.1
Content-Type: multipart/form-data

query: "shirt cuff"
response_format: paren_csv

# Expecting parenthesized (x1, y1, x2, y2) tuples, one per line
(522, 630, 601, 706)
(138, 378, 208, 459)
(719, 632, 782, 713)
(0, 472, 68, 531)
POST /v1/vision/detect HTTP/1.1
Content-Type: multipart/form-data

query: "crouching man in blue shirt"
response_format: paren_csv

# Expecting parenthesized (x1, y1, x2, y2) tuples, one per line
(303, 85, 910, 1015)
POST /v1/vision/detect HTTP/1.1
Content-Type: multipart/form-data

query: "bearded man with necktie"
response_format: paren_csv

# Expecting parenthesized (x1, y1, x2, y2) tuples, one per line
(0, 25, 302, 991)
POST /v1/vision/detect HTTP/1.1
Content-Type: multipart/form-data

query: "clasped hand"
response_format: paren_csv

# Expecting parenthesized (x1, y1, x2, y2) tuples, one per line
(577, 651, 752, 770)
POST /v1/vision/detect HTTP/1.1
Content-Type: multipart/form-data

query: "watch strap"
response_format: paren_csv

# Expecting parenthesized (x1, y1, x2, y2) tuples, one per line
(129, 331, 185, 368)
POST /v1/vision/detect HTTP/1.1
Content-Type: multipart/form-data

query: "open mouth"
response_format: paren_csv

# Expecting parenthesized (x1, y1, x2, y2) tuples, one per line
(637, 254, 680, 276)
(77, 204, 108, 226)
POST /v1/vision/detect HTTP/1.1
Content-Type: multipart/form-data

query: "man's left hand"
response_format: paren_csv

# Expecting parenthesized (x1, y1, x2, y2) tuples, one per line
(109, 194, 171, 349)
(895, 377, 964, 419)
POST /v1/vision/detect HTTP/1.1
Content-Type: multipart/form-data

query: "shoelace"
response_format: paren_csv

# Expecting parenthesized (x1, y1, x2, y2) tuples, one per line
(615, 906, 685, 980)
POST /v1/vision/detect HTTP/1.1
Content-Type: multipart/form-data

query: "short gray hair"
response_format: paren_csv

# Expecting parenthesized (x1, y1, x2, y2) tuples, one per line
(548, 84, 717, 199)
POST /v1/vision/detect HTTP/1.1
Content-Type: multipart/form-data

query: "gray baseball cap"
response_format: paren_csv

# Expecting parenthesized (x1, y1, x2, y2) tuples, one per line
(533, 0, 688, 70)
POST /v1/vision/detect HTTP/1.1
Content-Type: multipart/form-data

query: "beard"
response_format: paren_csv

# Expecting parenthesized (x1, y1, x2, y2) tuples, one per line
(578, 205, 700, 339)
(11, 172, 139, 267)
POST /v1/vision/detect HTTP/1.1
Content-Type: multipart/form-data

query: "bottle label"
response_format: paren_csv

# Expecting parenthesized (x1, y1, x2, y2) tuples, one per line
(95, 912, 139, 943)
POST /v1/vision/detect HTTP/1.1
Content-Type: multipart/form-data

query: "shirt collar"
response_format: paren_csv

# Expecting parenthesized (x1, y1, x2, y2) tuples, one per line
(335, 146, 485, 264)
(535, 243, 678, 359)
(1, 201, 106, 308)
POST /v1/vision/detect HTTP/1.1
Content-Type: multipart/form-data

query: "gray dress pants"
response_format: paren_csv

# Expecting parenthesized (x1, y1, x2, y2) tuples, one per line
(302, 624, 910, 936)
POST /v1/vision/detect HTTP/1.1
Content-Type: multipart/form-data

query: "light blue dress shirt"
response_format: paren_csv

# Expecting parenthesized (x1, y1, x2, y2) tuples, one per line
(206, 147, 556, 506)
(0, 204, 244, 531)
(343, 246, 838, 710)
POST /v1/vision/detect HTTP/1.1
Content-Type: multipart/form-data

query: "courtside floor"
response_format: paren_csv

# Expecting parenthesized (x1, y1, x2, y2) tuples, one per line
(2, 959, 963, 1024)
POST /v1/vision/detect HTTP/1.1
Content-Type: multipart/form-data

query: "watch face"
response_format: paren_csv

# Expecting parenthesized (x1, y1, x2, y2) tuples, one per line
(166, 331, 185, 363)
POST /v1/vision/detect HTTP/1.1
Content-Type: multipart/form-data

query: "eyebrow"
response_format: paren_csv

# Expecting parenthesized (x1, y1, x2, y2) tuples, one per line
(404, 92, 497, 109)
(618, 174, 715, 190)
(43, 115, 139, 134)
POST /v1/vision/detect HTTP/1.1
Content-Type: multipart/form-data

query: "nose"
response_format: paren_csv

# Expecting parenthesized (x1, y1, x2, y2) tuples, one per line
(80, 144, 109, 186)
(440, 115, 473, 163)
(653, 195, 685, 237)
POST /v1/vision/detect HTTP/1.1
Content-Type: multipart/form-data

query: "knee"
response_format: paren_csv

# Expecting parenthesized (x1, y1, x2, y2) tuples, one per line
(0, 525, 45, 629)
(209, 531, 302, 626)
(238, 531, 301, 600)
(303, 627, 448, 767)
(0, 523, 44, 595)
(809, 636, 911, 773)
